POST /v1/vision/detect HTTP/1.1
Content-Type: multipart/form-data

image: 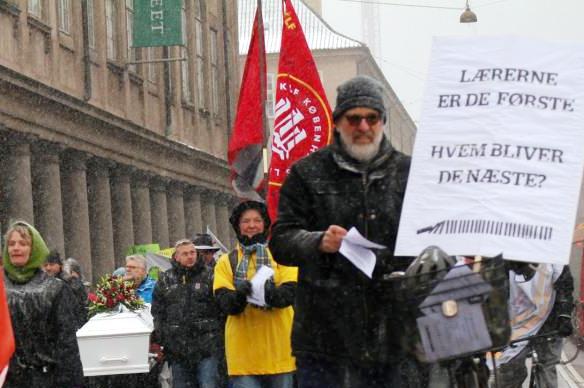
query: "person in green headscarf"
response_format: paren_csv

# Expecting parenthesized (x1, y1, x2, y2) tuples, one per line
(3, 220, 83, 387)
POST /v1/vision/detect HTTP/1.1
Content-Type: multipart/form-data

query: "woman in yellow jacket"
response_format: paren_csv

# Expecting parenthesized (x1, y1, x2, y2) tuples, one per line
(213, 200, 297, 388)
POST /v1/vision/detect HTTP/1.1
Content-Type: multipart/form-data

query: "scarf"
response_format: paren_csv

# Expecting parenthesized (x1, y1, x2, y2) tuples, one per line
(234, 243, 271, 285)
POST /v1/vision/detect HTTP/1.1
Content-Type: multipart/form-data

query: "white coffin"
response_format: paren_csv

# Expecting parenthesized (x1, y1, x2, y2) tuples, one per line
(76, 309, 153, 376)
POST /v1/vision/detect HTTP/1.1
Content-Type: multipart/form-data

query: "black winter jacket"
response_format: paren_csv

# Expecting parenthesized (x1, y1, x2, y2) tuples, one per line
(57, 272, 88, 330)
(269, 133, 412, 365)
(4, 270, 83, 388)
(151, 260, 221, 366)
(541, 265, 574, 333)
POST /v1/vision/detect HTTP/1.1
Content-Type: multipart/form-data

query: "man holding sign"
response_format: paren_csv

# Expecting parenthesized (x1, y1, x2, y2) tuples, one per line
(270, 76, 414, 387)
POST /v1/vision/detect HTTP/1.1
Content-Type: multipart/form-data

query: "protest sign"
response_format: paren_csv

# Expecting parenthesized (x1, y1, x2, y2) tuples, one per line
(395, 36, 584, 265)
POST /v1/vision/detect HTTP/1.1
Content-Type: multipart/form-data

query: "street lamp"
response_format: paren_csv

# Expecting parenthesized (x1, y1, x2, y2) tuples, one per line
(460, 0, 477, 23)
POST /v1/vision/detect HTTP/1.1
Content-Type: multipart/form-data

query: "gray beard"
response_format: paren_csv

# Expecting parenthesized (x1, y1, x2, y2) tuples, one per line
(340, 130, 383, 162)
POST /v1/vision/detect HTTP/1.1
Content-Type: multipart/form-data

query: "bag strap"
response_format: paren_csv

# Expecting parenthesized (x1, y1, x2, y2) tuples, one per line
(228, 249, 238, 280)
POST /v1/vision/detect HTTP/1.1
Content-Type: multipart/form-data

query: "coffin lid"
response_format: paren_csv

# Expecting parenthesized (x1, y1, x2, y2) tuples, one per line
(77, 310, 153, 338)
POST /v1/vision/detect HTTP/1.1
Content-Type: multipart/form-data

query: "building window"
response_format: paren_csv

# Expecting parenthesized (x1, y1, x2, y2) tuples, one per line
(28, 0, 42, 18)
(126, 0, 136, 71)
(58, 0, 70, 33)
(266, 73, 275, 119)
(194, 1, 206, 109)
(181, 5, 192, 103)
(210, 28, 220, 115)
(87, 0, 95, 49)
(106, 0, 118, 60)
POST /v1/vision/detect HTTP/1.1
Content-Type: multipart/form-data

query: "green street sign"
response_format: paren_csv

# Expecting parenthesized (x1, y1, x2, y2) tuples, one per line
(133, 0, 183, 48)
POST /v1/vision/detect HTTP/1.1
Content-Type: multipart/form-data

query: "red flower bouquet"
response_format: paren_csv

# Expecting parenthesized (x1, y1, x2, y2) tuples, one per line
(88, 274, 144, 317)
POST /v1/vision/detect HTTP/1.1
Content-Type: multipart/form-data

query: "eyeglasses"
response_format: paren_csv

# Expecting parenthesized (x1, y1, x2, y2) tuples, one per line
(344, 113, 381, 126)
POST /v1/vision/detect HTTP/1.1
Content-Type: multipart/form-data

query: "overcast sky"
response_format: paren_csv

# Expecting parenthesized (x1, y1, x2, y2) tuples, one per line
(320, 0, 584, 123)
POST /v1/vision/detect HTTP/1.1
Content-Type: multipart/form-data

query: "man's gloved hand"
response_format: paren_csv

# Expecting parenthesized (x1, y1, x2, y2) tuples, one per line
(557, 315, 573, 337)
(235, 280, 252, 296)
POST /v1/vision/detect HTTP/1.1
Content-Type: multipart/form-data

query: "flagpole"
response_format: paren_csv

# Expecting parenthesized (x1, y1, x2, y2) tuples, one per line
(257, 0, 268, 149)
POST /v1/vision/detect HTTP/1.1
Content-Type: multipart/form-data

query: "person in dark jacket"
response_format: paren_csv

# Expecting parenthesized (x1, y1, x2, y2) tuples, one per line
(152, 238, 222, 388)
(3, 221, 83, 388)
(62, 257, 89, 328)
(43, 252, 88, 329)
(269, 75, 414, 388)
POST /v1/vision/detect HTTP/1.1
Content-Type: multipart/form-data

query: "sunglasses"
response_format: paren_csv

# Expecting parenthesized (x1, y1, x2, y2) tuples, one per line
(344, 113, 381, 126)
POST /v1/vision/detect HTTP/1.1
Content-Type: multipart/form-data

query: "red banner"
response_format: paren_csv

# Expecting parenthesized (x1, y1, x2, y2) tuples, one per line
(0, 269, 15, 376)
(267, 0, 333, 221)
(228, 6, 267, 202)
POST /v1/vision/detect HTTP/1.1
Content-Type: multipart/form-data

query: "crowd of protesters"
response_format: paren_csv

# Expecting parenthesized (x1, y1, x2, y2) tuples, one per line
(1, 75, 576, 388)
(1, 200, 297, 388)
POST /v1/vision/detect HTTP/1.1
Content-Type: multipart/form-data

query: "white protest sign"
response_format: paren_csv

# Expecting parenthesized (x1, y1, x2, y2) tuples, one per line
(395, 36, 584, 265)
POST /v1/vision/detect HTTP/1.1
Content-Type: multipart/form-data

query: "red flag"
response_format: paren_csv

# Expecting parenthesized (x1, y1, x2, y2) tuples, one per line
(0, 269, 15, 377)
(267, 0, 333, 221)
(228, 4, 267, 202)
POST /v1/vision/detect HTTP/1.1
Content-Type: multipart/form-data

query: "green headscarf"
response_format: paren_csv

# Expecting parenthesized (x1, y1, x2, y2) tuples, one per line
(2, 221, 50, 283)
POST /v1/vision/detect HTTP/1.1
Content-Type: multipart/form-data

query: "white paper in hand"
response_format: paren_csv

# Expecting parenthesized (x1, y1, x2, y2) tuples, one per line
(339, 227, 386, 278)
(247, 265, 275, 306)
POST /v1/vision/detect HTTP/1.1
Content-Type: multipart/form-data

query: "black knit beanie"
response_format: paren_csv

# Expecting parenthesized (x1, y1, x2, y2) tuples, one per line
(45, 250, 63, 266)
(332, 75, 387, 124)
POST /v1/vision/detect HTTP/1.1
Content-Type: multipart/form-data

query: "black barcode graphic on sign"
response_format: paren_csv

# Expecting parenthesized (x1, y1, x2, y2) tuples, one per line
(417, 220, 552, 240)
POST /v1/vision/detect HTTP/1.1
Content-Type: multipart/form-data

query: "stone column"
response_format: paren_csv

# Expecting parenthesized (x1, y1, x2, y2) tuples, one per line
(3, 141, 34, 224)
(200, 189, 217, 236)
(31, 142, 65, 255)
(131, 171, 153, 245)
(87, 159, 115, 279)
(111, 165, 135, 267)
(61, 150, 92, 281)
(167, 182, 186, 244)
(215, 193, 232, 251)
(150, 177, 170, 249)
(184, 186, 203, 238)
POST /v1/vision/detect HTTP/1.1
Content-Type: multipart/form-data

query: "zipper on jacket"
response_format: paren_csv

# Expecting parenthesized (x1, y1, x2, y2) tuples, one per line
(362, 172, 369, 236)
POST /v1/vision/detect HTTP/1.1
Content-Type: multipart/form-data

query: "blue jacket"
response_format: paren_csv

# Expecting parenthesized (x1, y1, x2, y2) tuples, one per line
(137, 276, 157, 303)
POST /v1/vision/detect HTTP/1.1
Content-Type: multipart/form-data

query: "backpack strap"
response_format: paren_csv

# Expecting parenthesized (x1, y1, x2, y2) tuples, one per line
(228, 249, 238, 280)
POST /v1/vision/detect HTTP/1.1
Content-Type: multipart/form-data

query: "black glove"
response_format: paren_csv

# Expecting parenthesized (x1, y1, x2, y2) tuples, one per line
(557, 315, 573, 337)
(264, 279, 276, 303)
(235, 280, 252, 296)
(264, 279, 296, 308)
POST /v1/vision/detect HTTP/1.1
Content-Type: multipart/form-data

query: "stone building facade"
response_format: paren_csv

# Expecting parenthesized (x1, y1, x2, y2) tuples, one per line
(0, 0, 239, 281)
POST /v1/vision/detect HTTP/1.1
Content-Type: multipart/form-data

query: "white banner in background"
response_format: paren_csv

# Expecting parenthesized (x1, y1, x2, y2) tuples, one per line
(395, 36, 584, 265)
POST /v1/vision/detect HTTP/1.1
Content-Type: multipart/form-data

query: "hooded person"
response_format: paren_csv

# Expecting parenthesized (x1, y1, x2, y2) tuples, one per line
(213, 200, 298, 387)
(3, 220, 83, 387)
